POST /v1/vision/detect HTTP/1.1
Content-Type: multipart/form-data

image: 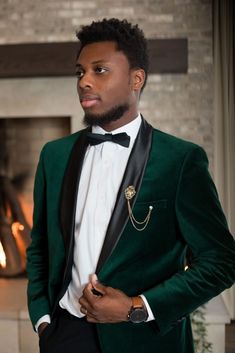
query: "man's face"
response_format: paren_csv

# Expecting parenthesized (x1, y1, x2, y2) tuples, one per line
(76, 41, 142, 128)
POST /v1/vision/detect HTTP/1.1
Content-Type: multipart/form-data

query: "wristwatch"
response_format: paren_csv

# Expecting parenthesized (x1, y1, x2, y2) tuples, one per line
(128, 296, 148, 323)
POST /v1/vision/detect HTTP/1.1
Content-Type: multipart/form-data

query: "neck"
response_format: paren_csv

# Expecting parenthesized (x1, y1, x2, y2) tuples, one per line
(99, 109, 139, 132)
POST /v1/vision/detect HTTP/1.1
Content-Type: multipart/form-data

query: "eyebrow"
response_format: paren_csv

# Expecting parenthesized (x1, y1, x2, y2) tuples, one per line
(76, 59, 109, 68)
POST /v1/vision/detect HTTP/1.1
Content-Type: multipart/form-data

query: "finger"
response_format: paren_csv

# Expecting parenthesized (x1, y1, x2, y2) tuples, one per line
(83, 283, 96, 301)
(79, 295, 90, 309)
(90, 274, 103, 296)
(80, 306, 88, 316)
(83, 282, 102, 301)
(90, 273, 98, 283)
(81, 285, 103, 310)
(91, 279, 106, 296)
(79, 296, 95, 316)
(86, 315, 99, 323)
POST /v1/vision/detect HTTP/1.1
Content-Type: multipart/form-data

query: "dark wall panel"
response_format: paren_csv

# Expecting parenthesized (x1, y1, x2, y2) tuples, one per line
(0, 39, 187, 78)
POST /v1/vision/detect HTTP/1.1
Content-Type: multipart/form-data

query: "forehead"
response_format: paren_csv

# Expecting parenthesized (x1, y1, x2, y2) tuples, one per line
(77, 41, 129, 67)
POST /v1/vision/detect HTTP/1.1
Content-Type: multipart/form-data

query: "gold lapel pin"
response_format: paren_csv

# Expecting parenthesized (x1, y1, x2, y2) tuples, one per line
(124, 186, 153, 231)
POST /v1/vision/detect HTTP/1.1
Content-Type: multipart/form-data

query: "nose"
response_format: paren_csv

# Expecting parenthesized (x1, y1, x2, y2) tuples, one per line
(77, 72, 93, 91)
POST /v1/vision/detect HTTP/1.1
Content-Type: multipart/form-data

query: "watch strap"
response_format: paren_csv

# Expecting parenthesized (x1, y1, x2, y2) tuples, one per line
(131, 296, 144, 309)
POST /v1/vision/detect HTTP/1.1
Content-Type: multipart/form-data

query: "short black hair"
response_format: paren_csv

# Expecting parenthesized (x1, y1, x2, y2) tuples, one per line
(76, 18, 149, 91)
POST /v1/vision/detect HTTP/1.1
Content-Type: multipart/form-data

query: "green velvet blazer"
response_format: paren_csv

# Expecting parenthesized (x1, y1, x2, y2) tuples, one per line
(27, 118, 235, 353)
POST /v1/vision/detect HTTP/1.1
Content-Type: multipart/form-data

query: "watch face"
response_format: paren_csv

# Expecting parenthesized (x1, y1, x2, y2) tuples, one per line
(129, 308, 147, 323)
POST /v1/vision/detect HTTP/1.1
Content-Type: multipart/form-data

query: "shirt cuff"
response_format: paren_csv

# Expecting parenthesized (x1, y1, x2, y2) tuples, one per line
(35, 314, 51, 332)
(140, 294, 155, 322)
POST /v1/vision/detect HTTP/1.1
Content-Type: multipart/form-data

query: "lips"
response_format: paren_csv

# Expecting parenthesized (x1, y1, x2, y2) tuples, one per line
(80, 94, 101, 109)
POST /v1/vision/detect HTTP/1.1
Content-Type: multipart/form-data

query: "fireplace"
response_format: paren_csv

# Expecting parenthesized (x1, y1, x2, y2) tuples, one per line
(0, 116, 70, 276)
(0, 76, 83, 278)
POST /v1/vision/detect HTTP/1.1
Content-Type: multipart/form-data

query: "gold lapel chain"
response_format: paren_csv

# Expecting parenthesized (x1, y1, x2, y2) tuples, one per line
(124, 186, 153, 231)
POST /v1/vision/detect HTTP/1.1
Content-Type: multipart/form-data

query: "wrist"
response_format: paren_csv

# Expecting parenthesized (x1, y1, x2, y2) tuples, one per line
(127, 296, 148, 323)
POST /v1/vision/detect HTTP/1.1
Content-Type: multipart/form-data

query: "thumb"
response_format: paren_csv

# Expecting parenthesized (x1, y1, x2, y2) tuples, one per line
(90, 273, 98, 284)
(90, 274, 106, 296)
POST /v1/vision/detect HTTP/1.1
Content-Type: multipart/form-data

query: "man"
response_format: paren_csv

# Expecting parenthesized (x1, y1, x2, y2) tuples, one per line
(27, 18, 235, 353)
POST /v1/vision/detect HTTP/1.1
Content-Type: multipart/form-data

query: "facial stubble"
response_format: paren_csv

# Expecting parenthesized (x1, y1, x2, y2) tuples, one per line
(83, 103, 129, 127)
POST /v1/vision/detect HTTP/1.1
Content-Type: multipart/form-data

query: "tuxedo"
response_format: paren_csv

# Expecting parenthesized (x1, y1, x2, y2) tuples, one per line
(27, 117, 235, 353)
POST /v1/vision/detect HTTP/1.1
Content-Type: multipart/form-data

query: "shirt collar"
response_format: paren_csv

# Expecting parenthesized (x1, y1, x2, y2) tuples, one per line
(91, 114, 142, 144)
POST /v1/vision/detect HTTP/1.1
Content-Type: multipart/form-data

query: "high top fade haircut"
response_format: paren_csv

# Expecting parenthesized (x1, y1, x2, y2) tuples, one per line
(76, 18, 149, 91)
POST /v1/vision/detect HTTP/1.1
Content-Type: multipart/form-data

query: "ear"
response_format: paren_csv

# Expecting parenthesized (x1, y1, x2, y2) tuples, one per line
(131, 69, 146, 91)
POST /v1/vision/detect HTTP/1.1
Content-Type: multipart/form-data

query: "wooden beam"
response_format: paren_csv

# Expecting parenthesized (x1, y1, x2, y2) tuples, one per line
(0, 39, 187, 78)
(148, 38, 188, 74)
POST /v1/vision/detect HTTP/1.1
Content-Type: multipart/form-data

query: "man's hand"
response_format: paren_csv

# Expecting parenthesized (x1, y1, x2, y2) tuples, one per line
(38, 322, 49, 337)
(79, 275, 132, 323)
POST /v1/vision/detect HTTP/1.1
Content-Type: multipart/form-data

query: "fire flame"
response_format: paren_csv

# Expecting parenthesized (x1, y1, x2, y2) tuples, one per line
(12, 222, 25, 238)
(0, 242, 6, 268)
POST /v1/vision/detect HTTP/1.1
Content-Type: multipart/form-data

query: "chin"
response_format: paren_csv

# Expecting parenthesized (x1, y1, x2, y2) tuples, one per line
(83, 103, 129, 127)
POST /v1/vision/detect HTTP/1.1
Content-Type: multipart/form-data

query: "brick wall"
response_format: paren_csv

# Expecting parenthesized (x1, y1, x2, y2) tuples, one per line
(0, 0, 214, 168)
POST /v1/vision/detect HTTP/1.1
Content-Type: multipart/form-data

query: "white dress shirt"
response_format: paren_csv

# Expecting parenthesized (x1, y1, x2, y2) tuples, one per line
(35, 114, 154, 331)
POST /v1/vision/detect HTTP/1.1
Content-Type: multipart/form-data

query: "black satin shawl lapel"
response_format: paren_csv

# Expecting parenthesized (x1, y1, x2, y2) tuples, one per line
(96, 118, 153, 274)
(55, 131, 88, 311)
(60, 129, 88, 255)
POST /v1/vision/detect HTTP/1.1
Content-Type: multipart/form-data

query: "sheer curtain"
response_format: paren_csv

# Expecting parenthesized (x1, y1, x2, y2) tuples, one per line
(213, 0, 235, 318)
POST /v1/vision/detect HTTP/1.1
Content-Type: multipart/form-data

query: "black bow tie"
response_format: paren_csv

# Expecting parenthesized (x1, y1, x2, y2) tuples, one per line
(86, 132, 130, 148)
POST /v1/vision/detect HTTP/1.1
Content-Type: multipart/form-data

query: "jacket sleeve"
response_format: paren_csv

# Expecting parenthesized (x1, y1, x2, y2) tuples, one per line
(143, 146, 235, 335)
(26, 146, 51, 328)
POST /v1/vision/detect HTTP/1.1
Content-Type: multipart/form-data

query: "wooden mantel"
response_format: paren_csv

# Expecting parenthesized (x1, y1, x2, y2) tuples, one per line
(0, 38, 188, 78)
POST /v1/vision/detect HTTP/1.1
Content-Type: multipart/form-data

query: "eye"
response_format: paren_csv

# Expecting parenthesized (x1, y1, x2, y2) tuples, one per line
(75, 69, 84, 79)
(95, 67, 108, 74)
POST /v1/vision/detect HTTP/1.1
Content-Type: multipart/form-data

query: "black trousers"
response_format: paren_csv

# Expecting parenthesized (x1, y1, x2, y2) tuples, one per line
(39, 309, 102, 353)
